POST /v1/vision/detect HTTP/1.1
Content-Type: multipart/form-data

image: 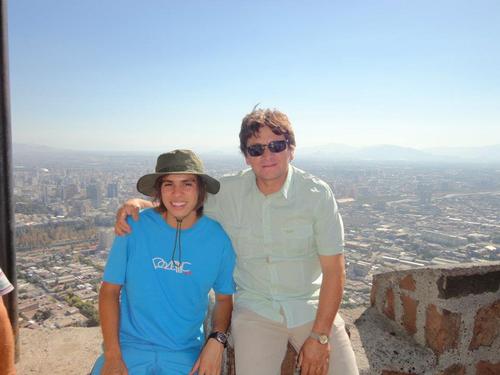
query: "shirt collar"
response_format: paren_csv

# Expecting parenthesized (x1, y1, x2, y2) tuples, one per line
(251, 164, 293, 200)
(280, 164, 293, 200)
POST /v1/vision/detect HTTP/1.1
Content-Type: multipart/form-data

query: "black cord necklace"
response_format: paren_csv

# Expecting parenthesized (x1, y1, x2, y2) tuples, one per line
(170, 217, 183, 269)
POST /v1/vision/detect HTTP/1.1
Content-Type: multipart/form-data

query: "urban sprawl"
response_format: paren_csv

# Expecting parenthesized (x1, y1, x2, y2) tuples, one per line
(12, 151, 500, 330)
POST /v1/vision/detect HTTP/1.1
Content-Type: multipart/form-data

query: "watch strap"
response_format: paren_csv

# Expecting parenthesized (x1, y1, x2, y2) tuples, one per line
(309, 331, 329, 344)
(207, 331, 228, 348)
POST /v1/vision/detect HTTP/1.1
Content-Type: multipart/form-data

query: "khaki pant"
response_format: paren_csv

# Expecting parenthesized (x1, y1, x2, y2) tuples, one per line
(231, 307, 359, 375)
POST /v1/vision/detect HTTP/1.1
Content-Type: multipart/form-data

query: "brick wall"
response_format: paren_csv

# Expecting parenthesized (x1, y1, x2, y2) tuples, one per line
(371, 262, 500, 374)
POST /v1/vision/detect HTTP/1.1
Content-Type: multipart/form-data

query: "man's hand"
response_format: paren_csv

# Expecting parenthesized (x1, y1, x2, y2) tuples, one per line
(297, 337, 330, 375)
(114, 199, 146, 235)
(189, 339, 225, 375)
(101, 357, 128, 375)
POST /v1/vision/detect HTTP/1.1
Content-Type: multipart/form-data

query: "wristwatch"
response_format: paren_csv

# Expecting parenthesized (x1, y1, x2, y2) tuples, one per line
(309, 331, 329, 345)
(207, 331, 228, 348)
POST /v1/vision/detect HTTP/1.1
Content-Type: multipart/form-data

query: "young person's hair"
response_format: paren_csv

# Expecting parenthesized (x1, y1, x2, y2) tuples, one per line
(153, 174, 207, 217)
(239, 108, 296, 155)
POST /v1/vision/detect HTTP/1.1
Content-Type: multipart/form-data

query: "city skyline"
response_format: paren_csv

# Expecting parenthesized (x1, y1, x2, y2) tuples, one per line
(12, 141, 500, 164)
(13, 150, 500, 328)
(8, 1, 500, 151)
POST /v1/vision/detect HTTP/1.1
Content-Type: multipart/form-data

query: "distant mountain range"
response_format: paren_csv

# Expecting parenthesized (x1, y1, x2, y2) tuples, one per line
(297, 143, 500, 163)
(12, 142, 500, 164)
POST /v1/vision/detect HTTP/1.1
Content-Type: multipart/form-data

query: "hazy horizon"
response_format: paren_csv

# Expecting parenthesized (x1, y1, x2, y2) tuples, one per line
(8, 1, 500, 151)
(12, 141, 500, 165)
(12, 140, 500, 154)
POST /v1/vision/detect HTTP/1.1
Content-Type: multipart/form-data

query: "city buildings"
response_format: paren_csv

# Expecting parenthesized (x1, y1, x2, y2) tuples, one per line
(12, 150, 500, 328)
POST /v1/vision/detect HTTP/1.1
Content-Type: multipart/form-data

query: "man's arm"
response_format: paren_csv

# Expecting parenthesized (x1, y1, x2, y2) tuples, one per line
(298, 254, 345, 375)
(114, 190, 222, 235)
(0, 296, 16, 375)
(99, 282, 128, 375)
(189, 294, 233, 375)
(114, 198, 153, 235)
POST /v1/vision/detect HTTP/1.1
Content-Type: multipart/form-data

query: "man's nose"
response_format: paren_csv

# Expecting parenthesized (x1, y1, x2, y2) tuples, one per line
(261, 146, 273, 158)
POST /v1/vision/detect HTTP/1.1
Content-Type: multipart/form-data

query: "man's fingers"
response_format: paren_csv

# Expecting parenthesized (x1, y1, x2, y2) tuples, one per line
(114, 205, 138, 235)
(126, 206, 139, 221)
(114, 221, 131, 236)
(305, 360, 327, 375)
(116, 206, 125, 220)
(300, 356, 327, 375)
(301, 362, 311, 375)
(121, 220, 132, 233)
(297, 351, 303, 367)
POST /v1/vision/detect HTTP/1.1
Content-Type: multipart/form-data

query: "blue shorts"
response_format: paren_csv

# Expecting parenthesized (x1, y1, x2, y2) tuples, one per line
(91, 345, 199, 375)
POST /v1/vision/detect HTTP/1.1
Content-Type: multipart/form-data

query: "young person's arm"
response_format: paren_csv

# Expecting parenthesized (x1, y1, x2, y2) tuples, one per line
(190, 236, 235, 375)
(298, 254, 345, 375)
(189, 293, 233, 375)
(99, 282, 128, 375)
(0, 296, 16, 375)
(114, 199, 154, 235)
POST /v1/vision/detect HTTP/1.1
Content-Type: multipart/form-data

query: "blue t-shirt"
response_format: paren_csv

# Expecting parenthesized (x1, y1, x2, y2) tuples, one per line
(103, 208, 236, 353)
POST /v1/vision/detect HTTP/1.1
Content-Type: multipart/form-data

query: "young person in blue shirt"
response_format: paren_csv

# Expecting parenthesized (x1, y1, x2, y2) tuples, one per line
(91, 149, 236, 375)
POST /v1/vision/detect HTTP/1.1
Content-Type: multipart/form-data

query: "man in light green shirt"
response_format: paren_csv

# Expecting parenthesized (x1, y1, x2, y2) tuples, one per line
(116, 108, 358, 375)
(205, 160, 344, 329)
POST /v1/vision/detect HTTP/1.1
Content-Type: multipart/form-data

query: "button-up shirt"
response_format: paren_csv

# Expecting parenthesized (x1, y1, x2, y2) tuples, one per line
(205, 165, 344, 328)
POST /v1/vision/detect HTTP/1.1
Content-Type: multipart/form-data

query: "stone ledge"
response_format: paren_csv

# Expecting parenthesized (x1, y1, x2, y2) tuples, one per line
(15, 326, 101, 375)
(14, 307, 372, 375)
(354, 307, 435, 374)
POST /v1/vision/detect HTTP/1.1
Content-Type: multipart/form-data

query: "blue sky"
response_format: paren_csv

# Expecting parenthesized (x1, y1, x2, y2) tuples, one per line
(8, 0, 500, 152)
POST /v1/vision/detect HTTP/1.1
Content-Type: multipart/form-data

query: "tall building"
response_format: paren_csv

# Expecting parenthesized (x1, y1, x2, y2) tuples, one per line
(86, 183, 102, 208)
(62, 184, 79, 200)
(40, 185, 49, 205)
(107, 182, 119, 198)
(98, 228, 115, 251)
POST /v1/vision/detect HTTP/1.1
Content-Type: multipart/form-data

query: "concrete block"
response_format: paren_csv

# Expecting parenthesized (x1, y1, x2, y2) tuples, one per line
(399, 275, 416, 292)
(384, 287, 395, 321)
(469, 300, 500, 350)
(437, 363, 465, 375)
(425, 304, 461, 355)
(400, 294, 417, 336)
(476, 360, 500, 375)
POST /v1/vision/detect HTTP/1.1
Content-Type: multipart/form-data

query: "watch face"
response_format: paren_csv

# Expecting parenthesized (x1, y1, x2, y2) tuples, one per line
(216, 332, 227, 344)
(319, 335, 329, 345)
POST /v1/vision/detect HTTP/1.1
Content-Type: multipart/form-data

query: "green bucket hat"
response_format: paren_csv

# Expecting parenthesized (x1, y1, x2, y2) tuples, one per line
(136, 149, 220, 197)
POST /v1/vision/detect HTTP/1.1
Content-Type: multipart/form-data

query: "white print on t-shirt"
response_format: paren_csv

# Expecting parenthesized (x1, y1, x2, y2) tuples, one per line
(152, 257, 192, 275)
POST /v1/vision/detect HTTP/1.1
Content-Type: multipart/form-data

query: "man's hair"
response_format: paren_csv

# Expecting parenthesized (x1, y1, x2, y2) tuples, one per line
(153, 174, 207, 217)
(239, 108, 296, 155)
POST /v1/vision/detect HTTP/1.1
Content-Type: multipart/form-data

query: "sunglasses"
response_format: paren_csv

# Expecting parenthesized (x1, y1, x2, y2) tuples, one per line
(246, 140, 289, 157)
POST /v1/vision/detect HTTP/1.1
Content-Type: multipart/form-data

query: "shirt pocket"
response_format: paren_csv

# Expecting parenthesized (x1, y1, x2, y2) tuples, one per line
(223, 224, 257, 258)
(278, 224, 314, 257)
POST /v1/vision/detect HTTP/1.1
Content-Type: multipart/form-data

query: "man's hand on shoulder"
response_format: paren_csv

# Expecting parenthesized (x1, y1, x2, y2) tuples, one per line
(114, 199, 152, 236)
(298, 337, 330, 375)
